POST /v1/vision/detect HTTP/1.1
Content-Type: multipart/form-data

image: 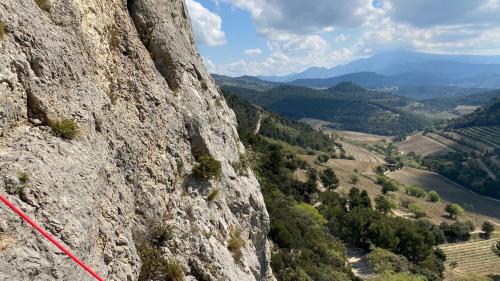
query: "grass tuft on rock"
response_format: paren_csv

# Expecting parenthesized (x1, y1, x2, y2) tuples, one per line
(0, 20, 6, 41)
(17, 172, 29, 184)
(228, 227, 246, 263)
(35, 0, 50, 11)
(137, 242, 184, 281)
(206, 188, 220, 201)
(50, 119, 79, 140)
(166, 258, 185, 281)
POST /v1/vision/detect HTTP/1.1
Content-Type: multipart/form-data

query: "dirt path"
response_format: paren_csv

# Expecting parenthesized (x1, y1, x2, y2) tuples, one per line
(346, 247, 374, 279)
(253, 111, 262, 135)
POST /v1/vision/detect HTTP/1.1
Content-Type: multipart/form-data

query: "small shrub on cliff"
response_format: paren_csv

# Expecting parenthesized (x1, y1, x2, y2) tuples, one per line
(35, 0, 50, 11)
(228, 227, 246, 262)
(150, 222, 174, 246)
(137, 242, 185, 281)
(206, 188, 220, 201)
(192, 155, 222, 181)
(166, 258, 185, 281)
(17, 172, 29, 184)
(0, 20, 5, 41)
(50, 119, 79, 140)
(137, 242, 169, 281)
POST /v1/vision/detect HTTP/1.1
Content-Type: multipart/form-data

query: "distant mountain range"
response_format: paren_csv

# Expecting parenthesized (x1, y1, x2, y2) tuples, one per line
(213, 73, 491, 100)
(257, 50, 500, 83)
(288, 71, 500, 89)
(212, 74, 280, 91)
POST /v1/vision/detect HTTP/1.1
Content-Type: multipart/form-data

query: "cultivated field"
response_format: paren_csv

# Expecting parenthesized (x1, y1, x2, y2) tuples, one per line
(398, 126, 500, 158)
(441, 238, 500, 279)
(398, 135, 454, 156)
(388, 167, 500, 222)
(454, 105, 480, 115)
(332, 130, 393, 145)
(426, 132, 475, 154)
(339, 141, 385, 163)
(299, 154, 500, 227)
(442, 131, 492, 152)
(299, 118, 337, 130)
(456, 126, 500, 149)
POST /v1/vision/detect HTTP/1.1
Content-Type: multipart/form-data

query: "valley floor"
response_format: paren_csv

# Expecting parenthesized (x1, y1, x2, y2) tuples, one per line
(388, 167, 500, 223)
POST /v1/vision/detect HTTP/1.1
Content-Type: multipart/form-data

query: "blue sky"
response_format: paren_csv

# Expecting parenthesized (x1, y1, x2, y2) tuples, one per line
(186, 0, 500, 76)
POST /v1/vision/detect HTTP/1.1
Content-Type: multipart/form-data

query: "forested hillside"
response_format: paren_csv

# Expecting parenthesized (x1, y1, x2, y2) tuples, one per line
(451, 96, 500, 128)
(223, 83, 431, 136)
(224, 91, 448, 281)
(421, 90, 500, 112)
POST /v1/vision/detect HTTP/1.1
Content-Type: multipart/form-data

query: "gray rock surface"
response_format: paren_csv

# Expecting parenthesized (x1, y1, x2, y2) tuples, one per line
(0, 0, 273, 280)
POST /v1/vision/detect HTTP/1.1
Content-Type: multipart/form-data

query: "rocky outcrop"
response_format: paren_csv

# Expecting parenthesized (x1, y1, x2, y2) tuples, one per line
(0, 0, 273, 280)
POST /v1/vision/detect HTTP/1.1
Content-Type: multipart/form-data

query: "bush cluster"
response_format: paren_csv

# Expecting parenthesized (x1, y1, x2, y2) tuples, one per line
(192, 155, 222, 181)
(405, 185, 427, 198)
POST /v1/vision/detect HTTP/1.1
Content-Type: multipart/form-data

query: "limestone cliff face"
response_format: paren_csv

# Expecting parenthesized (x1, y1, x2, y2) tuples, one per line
(0, 0, 273, 280)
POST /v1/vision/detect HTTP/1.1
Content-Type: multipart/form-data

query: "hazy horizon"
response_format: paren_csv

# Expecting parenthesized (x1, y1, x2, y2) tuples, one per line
(186, 0, 500, 76)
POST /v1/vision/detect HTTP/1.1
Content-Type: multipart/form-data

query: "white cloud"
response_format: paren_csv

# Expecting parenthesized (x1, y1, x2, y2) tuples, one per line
(186, 0, 226, 46)
(335, 34, 347, 42)
(385, 0, 500, 28)
(215, 47, 357, 76)
(243, 48, 263, 55)
(208, 0, 500, 76)
(218, 0, 379, 36)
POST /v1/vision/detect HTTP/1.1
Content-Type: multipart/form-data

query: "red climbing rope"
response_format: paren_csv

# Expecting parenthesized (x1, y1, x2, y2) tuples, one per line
(0, 194, 105, 281)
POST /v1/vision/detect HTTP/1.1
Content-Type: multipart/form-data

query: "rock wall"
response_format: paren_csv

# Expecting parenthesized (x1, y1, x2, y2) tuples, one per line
(0, 0, 273, 280)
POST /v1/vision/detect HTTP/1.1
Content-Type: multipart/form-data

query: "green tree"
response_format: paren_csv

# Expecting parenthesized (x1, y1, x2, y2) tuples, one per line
(375, 195, 397, 214)
(376, 176, 399, 194)
(482, 221, 495, 239)
(350, 173, 360, 184)
(408, 203, 426, 219)
(492, 240, 500, 257)
(405, 185, 427, 198)
(440, 221, 474, 243)
(445, 203, 464, 220)
(360, 190, 372, 209)
(348, 187, 371, 209)
(427, 191, 440, 202)
(317, 154, 329, 163)
(320, 168, 339, 190)
(367, 248, 410, 274)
